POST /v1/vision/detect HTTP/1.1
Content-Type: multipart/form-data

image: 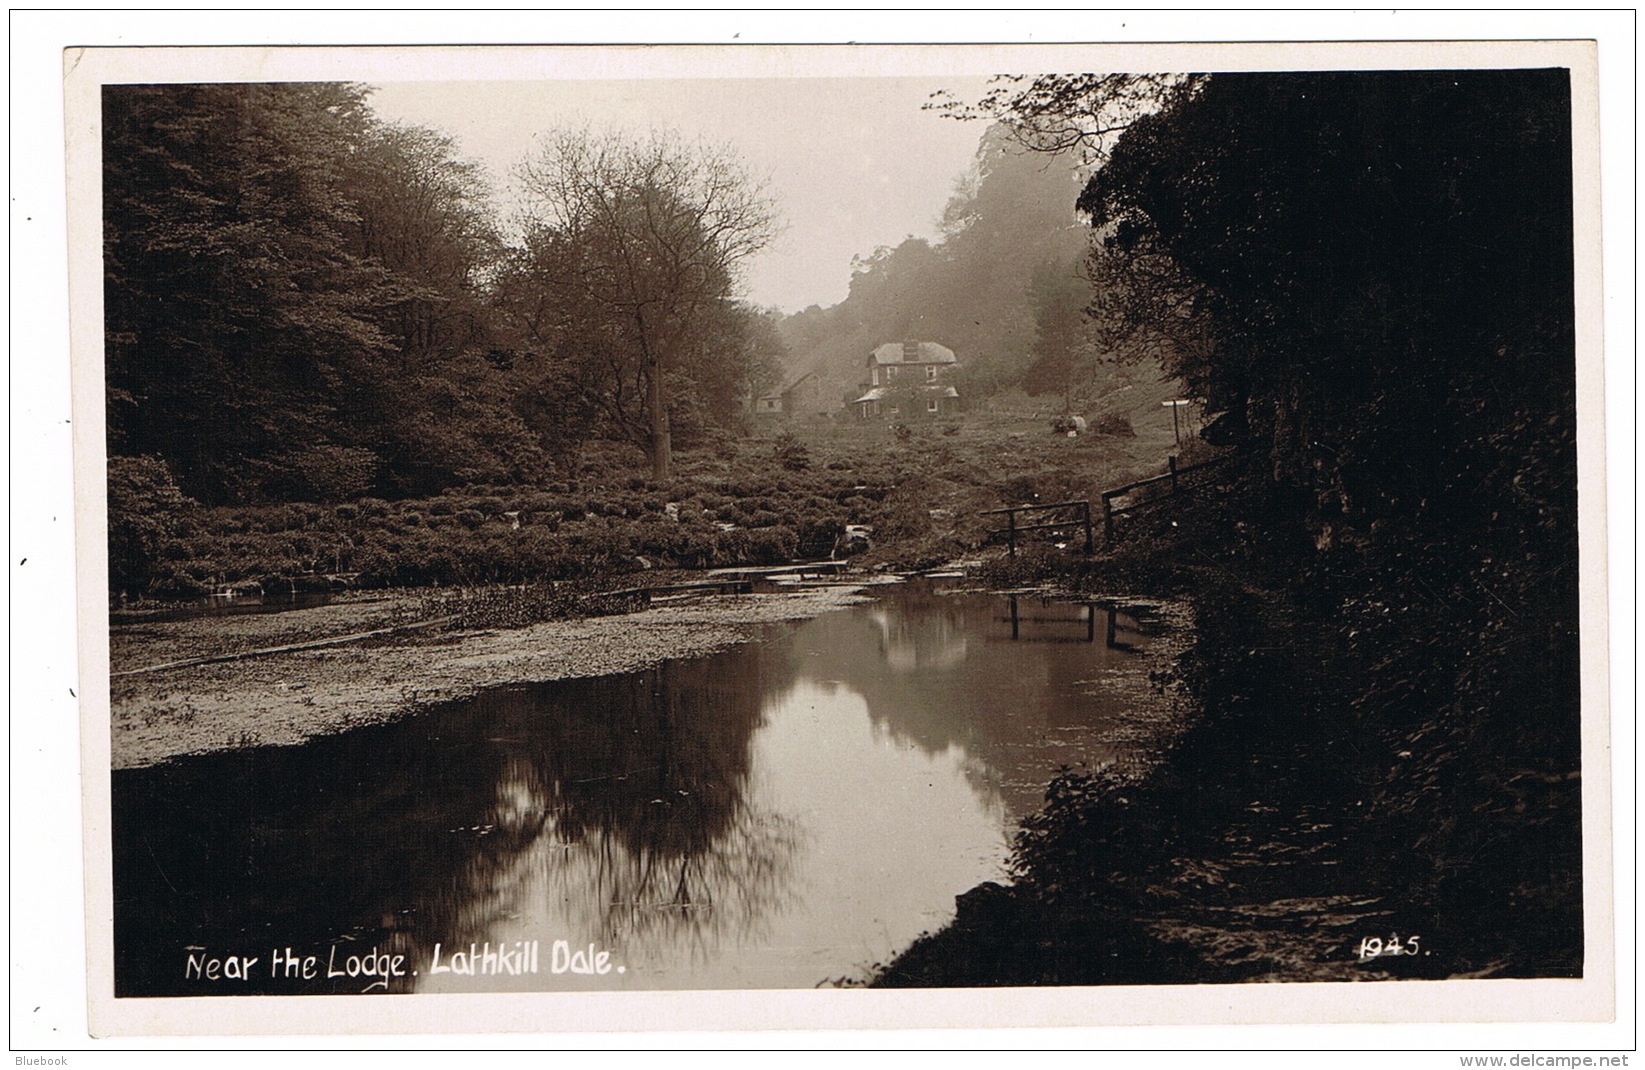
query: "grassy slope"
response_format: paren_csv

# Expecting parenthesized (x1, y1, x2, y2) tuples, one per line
(747, 364, 1190, 564)
(124, 366, 1191, 599)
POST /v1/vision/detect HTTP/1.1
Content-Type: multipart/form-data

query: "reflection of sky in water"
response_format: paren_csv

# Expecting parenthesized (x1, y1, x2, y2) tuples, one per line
(113, 585, 1156, 995)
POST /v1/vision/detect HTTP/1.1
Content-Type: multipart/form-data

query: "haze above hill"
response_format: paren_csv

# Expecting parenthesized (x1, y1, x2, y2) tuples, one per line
(366, 77, 992, 314)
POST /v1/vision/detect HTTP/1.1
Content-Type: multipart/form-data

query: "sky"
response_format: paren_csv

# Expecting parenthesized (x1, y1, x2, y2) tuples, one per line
(366, 76, 994, 313)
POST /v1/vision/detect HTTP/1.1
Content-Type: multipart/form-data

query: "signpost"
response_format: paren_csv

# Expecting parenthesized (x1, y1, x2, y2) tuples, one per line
(1161, 398, 1192, 446)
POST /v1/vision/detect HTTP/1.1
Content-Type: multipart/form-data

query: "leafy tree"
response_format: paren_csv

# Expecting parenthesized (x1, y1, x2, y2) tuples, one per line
(106, 455, 196, 597)
(103, 82, 400, 504)
(1077, 71, 1576, 556)
(339, 117, 544, 495)
(104, 83, 553, 503)
(960, 68, 1584, 965)
(344, 120, 501, 370)
(1021, 257, 1101, 402)
(514, 128, 781, 479)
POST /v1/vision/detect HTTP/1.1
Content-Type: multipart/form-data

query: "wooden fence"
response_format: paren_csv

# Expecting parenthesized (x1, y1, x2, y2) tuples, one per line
(980, 499, 1094, 557)
(1099, 452, 1237, 546)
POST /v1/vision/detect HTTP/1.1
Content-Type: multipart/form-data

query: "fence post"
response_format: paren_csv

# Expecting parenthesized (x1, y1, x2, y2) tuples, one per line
(1169, 454, 1179, 493)
(1082, 500, 1093, 554)
(1102, 494, 1115, 547)
(1007, 509, 1017, 558)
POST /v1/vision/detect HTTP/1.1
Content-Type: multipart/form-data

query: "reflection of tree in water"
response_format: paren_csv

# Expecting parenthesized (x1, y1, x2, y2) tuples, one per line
(113, 643, 802, 995)
(544, 797, 803, 972)
(420, 652, 805, 974)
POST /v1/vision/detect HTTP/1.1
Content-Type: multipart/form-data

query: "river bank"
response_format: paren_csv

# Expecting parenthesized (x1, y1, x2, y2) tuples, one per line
(873, 563, 1585, 986)
(109, 584, 877, 769)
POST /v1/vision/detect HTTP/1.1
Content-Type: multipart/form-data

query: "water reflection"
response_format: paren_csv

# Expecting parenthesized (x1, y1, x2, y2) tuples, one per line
(790, 585, 1149, 817)
(112, 583, 1164, 995)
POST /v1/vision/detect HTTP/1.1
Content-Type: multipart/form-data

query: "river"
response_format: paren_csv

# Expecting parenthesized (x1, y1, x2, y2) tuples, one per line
(111, 581, 1180, 996)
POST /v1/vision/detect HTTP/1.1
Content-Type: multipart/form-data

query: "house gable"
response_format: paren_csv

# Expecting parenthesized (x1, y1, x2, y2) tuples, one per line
(866, 340, 957, 388)
(855, 340, 961, 418)
(754, 371, 821, 416)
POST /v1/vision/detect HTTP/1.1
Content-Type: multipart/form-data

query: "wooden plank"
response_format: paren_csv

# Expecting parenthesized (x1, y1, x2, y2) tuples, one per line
(980, 498, 1090, 516)
(705, 562, 847, 579)
(111, 615, 462, 677)
(999, 520, 1086, 534)
(1104, 471, 1177, 498)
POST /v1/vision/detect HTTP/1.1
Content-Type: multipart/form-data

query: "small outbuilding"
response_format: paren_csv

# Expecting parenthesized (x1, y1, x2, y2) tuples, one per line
(755, 372, 822, 416)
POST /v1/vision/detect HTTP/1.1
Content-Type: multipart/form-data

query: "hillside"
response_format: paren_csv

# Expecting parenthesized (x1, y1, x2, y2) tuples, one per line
(775, 124, 1096, 413)
(742, 354, 1193, 571)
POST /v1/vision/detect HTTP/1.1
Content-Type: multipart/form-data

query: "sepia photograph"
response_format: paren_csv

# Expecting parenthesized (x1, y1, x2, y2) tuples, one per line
(28, 19, 1625, 1048)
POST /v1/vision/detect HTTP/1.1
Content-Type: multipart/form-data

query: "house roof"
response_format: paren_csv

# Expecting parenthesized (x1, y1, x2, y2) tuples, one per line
(870, 341, 957, 366)
(854, 385, 959, 404)
(757, 372, 817, 403)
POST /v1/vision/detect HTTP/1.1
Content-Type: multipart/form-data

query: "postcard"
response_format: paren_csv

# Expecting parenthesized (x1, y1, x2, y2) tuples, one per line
(34, 25, 1623, 1045)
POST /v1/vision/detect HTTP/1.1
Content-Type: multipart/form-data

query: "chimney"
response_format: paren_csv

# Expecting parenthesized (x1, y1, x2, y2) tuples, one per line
(902, 340, 920, 363)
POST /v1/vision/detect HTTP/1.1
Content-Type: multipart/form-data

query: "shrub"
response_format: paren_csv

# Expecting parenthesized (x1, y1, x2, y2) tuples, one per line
(796, 518, 845, 559)
(744, 526, 798, 564)
(107, 455, 197, 598)
(773, 431, 812, 472)
(1093, 411, 1135, 436)
(271, 444, 380, 503)
(874, 480, 934, 541)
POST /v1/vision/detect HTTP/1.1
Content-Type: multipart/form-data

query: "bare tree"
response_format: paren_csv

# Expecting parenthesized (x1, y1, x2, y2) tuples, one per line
(926, 73, 1202, 166)
(515, 127, 780, 480)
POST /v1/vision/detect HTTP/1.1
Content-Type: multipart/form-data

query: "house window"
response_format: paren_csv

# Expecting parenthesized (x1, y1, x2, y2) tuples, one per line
(925, 365, 937, 382)
(927, 398, 939, 413)
(884, 366, 897, 381)
(888, 405, 899, 415)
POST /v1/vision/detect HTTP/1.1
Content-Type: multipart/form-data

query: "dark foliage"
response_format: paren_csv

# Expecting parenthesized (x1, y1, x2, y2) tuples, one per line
(107, 455, 198, 599)
(879, 68, 1583, 986)
(104, 85, 782, 513)
(1082, 70, 1576, 572)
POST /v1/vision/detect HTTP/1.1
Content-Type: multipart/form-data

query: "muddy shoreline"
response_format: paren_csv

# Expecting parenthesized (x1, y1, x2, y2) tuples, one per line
(109, 585, 879, 770)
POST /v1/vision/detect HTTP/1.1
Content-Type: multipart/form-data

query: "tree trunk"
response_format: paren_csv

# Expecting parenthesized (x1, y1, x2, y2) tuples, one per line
(649, 357, 671, 481)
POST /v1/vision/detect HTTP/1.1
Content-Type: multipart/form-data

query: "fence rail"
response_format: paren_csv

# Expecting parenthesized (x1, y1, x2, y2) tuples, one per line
(1099, 452, 1238, 546)
(980, 498, 1094, 556)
